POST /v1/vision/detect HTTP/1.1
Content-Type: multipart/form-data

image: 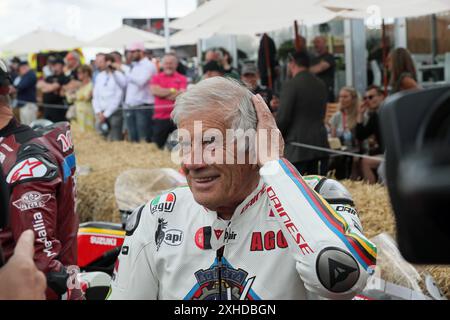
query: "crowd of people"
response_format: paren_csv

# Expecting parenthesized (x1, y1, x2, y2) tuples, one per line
(273, 38, 419, 184)
(5, 35, 420, 182)
(0, 30, 425, 301)
(7, 43, 188, 150)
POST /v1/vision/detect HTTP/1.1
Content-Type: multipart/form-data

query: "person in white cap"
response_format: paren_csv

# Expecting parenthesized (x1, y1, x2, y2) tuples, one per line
(123, 42, 158, 143)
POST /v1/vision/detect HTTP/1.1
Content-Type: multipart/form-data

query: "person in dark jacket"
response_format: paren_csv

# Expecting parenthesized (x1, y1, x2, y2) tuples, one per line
(37, 58, 70, 123)
(276, 51, 329, 175)
(257, 33, 278, 88)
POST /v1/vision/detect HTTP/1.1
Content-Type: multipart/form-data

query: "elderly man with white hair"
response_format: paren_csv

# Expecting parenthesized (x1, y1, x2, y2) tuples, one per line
(108, 77, 376, 300)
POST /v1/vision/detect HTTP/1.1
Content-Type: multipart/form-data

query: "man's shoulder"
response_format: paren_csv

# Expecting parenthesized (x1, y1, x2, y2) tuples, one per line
(141, 58, 156, 68)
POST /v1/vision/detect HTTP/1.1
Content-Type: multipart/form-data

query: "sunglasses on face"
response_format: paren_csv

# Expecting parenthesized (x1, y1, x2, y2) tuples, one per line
(364, 95, 376, 101)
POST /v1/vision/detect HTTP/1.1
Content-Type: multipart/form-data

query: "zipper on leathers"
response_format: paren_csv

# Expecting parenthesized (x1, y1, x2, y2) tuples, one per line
(216, 246, 224, 300)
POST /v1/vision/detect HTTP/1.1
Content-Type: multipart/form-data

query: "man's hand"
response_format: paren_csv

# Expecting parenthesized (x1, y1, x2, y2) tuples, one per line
(0, 230, 47, 300)
(252, 94, 284, 167)
(97, 112, 106, 123)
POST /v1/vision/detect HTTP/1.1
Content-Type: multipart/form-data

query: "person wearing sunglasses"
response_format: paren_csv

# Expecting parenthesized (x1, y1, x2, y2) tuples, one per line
(355, 85, 385, 184)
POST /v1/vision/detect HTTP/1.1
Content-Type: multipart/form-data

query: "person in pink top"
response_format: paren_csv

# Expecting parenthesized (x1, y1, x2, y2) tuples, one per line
(150, 53, 187, 149)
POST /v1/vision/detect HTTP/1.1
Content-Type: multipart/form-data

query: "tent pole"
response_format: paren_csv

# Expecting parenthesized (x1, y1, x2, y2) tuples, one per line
(294, 20, 302, 52)
(164, 0, 171, 53)
(382, 19, 388, 96)
(263, 33, 273, 90)
(431, 14, 438, 63)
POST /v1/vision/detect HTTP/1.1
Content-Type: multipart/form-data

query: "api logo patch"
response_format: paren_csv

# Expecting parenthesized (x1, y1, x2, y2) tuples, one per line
(151, 192, 176, 214)
(164, 229, 183, 246)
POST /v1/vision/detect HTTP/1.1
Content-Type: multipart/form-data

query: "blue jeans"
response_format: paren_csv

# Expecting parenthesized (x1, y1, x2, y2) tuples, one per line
(124, 106, 153, 142)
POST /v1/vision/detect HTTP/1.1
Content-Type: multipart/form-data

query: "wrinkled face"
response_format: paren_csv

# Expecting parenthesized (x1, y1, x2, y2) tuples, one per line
(365, 89, 384, 110)
(339, 89, 353, 110)
(241, 73, 258, 90)
(163, 56, 178, 75)
(178, 110, 258, 212)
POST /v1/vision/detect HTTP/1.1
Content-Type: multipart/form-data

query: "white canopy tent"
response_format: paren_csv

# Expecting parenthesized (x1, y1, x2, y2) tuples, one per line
(145, 25, 219, 49)
(171, 0, 340, 36)
(0, 29, 86, 55)
(87, 25, 165, 49)
(170, 0, 450, 41)
(320, 0, 450, 19)
(170, 0, 235, 30)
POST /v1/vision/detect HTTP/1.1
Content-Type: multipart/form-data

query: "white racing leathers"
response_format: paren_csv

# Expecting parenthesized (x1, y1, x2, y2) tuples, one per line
(108, 159, 377, 300)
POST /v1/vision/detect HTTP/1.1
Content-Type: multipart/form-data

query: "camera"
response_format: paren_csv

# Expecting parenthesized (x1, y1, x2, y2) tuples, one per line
(380, 85, 450, 264)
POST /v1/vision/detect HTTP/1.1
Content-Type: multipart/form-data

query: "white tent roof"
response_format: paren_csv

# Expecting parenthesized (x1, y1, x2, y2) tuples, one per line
(171, 0, 235, 30)
(0, 29, 86, 54)
(171, 0, 339, 35)
(320, 0, 450, 19)
(87, 25, 165, 49)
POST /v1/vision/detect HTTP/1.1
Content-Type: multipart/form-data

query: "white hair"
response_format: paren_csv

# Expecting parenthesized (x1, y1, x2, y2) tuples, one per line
(171, 77, 257, 132)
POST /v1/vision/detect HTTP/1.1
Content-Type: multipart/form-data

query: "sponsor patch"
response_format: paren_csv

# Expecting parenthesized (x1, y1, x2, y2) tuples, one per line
(250, 230, 288, 251)
(214, 229, 224, 240)
(90, 236, 117, 246)
(32, 211, 56, 258)
(155, 218, 168, 251)
(316, 247, 360, 293)
(6, 158, 48, 184)
(195, 227, 212, 250)
(12, 191, 52, 211)
(150, 192, 176, 214)
(163, 229, 183, 246)
(266, 186, 313, 255)
(57, 130, 74, 152)
(185, 258, 258, 300)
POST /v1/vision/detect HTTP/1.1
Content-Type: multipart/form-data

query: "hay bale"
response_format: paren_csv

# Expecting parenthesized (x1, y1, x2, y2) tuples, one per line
(72, 126, 449, 298)
(73, 126, 177, 223)
(343, 180, 449, 299)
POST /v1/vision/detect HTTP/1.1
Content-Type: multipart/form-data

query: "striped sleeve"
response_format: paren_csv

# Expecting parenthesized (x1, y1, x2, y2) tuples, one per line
(260, 158, 377, 299)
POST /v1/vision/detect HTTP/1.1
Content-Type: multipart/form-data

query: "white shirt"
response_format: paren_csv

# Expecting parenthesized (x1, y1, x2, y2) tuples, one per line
(124, 57, 157, 108)
(112, 65, 131, 90)
(108, 159, 376, 300)
(92, 70, 123, 118)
